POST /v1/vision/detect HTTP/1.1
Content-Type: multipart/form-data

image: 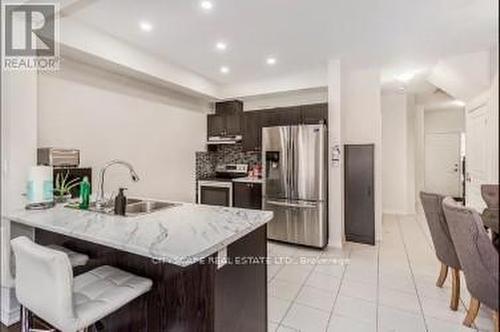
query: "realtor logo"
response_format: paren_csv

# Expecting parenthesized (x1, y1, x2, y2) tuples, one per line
(2, 2, 59, 71)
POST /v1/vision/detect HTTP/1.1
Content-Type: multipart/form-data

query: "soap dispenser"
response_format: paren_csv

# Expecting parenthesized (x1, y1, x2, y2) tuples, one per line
(114, 188, 127, 216)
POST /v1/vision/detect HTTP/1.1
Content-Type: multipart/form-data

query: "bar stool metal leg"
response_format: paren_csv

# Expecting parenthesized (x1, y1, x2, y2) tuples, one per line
(20, 305, 30, 332)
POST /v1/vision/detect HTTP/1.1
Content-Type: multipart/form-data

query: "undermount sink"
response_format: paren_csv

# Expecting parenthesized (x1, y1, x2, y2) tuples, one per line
(126, 201, 178, 215)
(71, 198, 179, 217)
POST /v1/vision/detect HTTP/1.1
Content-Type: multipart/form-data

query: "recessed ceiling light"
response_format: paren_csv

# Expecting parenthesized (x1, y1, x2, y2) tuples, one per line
(139, 21, 153, 32)
(220, 66, 230, 74)
(396, 72, 415, 82)
(266, 57, 277, 65)
(200, 1, 213, 10)
(216, 42, 227, 51)
(396, 70, 421, 83)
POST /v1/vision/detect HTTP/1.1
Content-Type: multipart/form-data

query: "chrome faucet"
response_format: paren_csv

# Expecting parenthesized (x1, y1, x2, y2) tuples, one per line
(95, 160, 140, 210)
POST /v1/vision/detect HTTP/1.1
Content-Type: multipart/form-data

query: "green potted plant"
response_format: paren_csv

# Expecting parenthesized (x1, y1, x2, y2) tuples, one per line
(54, 171, 81, 203)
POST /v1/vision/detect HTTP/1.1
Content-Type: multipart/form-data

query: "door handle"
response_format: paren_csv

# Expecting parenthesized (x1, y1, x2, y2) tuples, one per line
(367, 187, 372, 197)
(266, 200, 317, 209)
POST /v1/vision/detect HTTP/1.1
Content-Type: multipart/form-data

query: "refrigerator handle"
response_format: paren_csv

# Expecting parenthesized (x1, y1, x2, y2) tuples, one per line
(266, 200, 318, 209)
(289, 128, 293, 197)
(286, 127, 292, 197)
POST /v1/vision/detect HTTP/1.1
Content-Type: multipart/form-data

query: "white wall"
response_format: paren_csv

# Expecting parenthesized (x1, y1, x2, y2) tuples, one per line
(406, 95, 416, 214)
(340, 65, 383, 242)
(220, 67, 327, 99)
(327, 60, 343, 248)
(59, 18, 219, 98)
(242, 88, 328, 111)
(428, 50, 492, 102)
(37, 59, 208, 203)
(382, 93, 409, 214)
(489, 74, 499, 183)
(381, 92, 417, 215)
(424, 108, 465, 134)
(1, 70, 38, 325)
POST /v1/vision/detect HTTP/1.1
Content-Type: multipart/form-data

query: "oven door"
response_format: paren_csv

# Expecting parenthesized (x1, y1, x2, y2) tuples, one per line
(198, 181, 233, 207)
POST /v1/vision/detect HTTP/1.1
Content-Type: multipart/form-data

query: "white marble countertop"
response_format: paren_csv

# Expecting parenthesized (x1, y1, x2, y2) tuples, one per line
(231, 177, 263, 184)
(4, 201, 273, 267)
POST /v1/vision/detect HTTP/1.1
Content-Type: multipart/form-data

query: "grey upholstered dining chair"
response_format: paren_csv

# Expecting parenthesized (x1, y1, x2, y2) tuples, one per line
(419, 192, 461, 311)
(481, 185, 499, 209)
(481, 185, 499, 250)
(442, 197, 499, 331)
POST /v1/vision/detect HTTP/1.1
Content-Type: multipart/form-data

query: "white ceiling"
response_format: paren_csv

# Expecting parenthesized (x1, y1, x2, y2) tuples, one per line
(66, 0, 498, 87)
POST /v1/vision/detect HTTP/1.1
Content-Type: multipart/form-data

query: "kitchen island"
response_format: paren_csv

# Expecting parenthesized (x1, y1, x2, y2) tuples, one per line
(5, 201, 273, 332)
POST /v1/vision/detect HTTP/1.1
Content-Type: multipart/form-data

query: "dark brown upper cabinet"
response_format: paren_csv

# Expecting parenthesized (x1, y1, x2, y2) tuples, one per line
(241, 103, 328, 151)
(224, 112, 241, 135)
(300, 103, 328, 124)
(242, 111, 262, 151)
(207, 114, 226, 136)
(209, 102, 327, 150)
(208, 100, 243, 137)
(216, 100, 243, 115)
(260, 106, 301, 128)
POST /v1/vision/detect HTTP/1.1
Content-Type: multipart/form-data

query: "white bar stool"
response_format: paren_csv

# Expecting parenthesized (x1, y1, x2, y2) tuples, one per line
(45, 244, 89, 268)
(2, 223, 89, 279)
(11, 236, 152, 332)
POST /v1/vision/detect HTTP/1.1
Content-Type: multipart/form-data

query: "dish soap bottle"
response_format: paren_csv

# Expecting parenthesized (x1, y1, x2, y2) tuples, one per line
(114, 188, 127, 216)
(79, 176, 91, 209)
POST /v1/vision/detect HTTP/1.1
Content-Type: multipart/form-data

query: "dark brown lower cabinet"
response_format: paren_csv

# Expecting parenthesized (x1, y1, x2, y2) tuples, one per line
(233, 182, 262, 209)
(34, 226, 267, 332)
(344, 144, 375, 245)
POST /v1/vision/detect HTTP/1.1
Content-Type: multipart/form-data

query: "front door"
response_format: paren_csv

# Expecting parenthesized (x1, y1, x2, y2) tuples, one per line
(465, 103, 489, 210)
(424, 132, 462, 197)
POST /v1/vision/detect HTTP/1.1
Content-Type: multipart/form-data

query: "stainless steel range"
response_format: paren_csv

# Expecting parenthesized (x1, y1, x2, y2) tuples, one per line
(197, 164, 248, 207)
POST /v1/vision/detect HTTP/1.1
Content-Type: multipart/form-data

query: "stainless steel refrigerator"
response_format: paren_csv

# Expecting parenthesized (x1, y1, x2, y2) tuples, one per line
(262, 124, 328, 248)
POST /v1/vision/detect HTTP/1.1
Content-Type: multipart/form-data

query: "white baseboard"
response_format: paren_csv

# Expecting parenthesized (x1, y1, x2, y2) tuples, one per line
(1, 287, 20, 326)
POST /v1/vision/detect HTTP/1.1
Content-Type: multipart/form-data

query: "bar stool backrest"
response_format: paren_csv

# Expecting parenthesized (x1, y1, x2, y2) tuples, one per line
(11, 236, 77, 329)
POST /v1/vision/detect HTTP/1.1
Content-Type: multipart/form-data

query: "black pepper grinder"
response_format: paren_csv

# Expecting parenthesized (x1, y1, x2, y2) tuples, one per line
(114, 188, 127, 216)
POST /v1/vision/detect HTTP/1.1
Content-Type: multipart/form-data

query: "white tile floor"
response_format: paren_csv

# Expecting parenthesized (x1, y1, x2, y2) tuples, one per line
(267, 213, 497, 332)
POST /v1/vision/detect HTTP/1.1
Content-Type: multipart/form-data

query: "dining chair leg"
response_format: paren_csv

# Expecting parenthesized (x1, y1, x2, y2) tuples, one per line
(436, 263, 448, 287)
(493, 311, 499, 332)
(450, 268, 460, 311)
(463, 297, 480, 327)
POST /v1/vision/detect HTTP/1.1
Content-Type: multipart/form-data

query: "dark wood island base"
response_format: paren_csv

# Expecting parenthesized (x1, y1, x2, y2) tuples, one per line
(35, 225, 267, 332)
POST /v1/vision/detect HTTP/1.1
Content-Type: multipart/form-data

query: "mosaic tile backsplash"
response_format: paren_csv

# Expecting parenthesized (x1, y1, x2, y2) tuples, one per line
(196, 144, 261, 179)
